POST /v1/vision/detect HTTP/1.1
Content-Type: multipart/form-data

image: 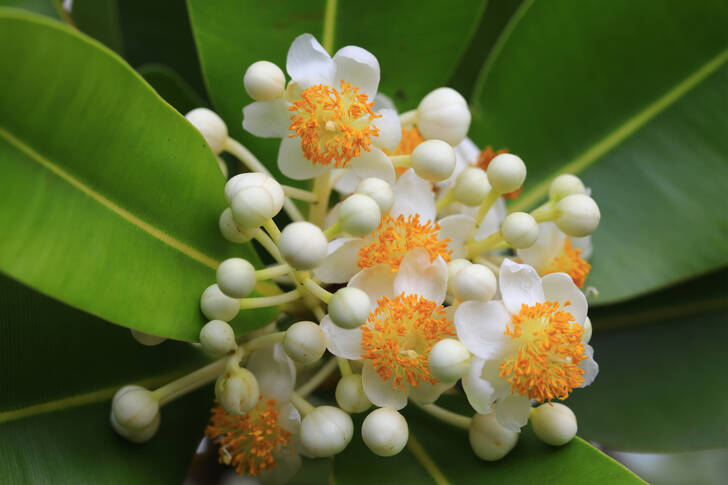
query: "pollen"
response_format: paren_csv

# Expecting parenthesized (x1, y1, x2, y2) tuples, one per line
(358, 214, 452, 271)
(288, 79, 381, 167)
(474, 146, 521, 199)
(384, 127, 425, 175)
(205, 398, 292, 476)
(361, 293, 455, 390)
(547, 238, 591, 288)
(499, 301, 586, 402)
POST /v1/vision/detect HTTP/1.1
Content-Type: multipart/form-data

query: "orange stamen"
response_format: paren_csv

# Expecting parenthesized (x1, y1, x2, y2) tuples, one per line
(547, 238, 591, 288)
(474, 146, 521, 199)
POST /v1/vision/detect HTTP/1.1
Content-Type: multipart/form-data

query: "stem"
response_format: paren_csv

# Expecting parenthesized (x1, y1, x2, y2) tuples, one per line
(312, 305, 326, 321)
(389, 154, 412, 168)
(239, 290, 301, 309)
(530, 203, 558, 222)
(407, 434, 451, 485)
(467, 230, 504, 258)
(435, 189, 457, 213)
(413, 402, 472, 431)
(152, 357, 227, 406)
(309, 172, 332, 227)
(323, 221, 342, 240)
(295, 358, 339, 397)
(242, 331, 286, 352)
(263, 219, 281, 243)
(290, 391, 316, 416)
(473, 189, 501, 228)
(254, 230, 284, 262)
(399, 110, 418, 126)
(322, 0, 338, 54)
(337, 357, 352, 376)
(256, 263, 292, 281)
(282, 184, 318, 202)
(301, 277, 333, 303)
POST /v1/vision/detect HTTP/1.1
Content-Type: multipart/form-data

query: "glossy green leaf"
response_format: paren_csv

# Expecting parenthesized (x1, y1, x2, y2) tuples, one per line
(138, 63, 207, 114)
(0, 0, 59, 18)
(0, 9, 276, 341)
(72, 0, 124, 54)
(469, 0, 728, 304)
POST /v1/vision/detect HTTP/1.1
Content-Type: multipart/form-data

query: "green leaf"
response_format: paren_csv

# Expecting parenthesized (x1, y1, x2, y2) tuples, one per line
(469, 0, 728, 304)
(0, 9, 276, 341)
(0, 0, 60, 18)
(138, 63, 208, 114)
(71, 0, 124, 54)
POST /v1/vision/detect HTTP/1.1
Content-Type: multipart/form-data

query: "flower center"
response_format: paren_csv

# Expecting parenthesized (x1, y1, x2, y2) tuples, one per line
(547, 238, 591, 288)
(205, 398, 292, 476)
(288, 79, 381, 167)
(499, 301, 585, 402)
(474, 146, 521, 199)
(358, 214, 452, 272)
(361, 293, 455, 390)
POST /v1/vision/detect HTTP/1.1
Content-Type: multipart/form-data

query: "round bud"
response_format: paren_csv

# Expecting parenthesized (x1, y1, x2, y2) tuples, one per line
(469, 412, 518, 461)
(452, 264, 497, 302)
(362, 407, 408, 457)
(219, 208, 257, 243)
(582, 316, 592, 344)
(110, 409, 160, 443)
(428, 338, 471, 383)
(447, 258, 471, 295)
(200, 284, 240, 322)
(130, 329, 166, 346)
(501, 212, 539, 249)
(217, 257, 256, 298)
(215, 367, 260, 416)
(339, 194, 382, 236)
(555, 194, 601, 237)
(231, 186, 276, 229)
(335, 374, 372, 413)
(185, 108, 228, 155)
(283, 321, 326, 364)
(486, 153, 526, 194)
(200, 320, 237, 356)
(300, 406, 354, 457)
(530, 403, 577, 446)
(328, 287, 370, 329)
(411, 139, 456, 182)
(549, 174, 586, 202)
(454, 167, 491, 206)
(355, 177, 394, 213)
(278, 222, 328, 270)
(225, 172, 284, 214)
(112, 385, 159, 431)
(243, 60, 286, 101)
(416, 87, 471, 146)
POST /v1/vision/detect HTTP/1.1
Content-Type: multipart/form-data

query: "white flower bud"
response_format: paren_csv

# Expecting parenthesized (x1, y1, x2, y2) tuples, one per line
(328, 287, 370, 329)
(469, 412, 518, 461)
(231, 186, 276, 229)
(530, 402, 577, 446)
(217, 257, 256, 298)
(486, 153, 526, 194)
(428, 338, 471, 383)
(335, 374, 372, 413)
(215, 367, 260, 416)
(300, 406, 354, 457)
(185, 108, 228, 155)
(243, 60, 286, 101)
(549, 174, 586, 202)
(411, 139, 456, 182)
(224, 172, 284, 214)
(219, 208, 257, 243)
(110, 409, 160, 443)
(200, 320, 237, 356)
(582, 316, 592, 344)
(283, 321, 326, 364)
(130, 329, 166, 346)
(362, 407, 408, 457)
(200, 284, 240, 322)
(279, 221, 328, 270)
(339, 194, 382, 236)
(555, 194, 601, 237)
(452, 264, 497, 302)
(355, 177, 394, 213)
(416, 87, 471, 146)
(111, 385, 159, 432)
(454, 167, 490, 206)
(501, 212, 539, 249)
(447, 258, 471, 295)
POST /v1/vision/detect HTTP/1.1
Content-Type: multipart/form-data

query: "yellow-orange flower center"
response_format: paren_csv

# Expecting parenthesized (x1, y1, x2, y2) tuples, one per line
(358, 214, 452, 271)
(499, 301, 585, 402)
(205, 398, 292, 476)
(547, 238, 591, 288)
(288, 79, 380, 167)
(361, 293, 455, 390)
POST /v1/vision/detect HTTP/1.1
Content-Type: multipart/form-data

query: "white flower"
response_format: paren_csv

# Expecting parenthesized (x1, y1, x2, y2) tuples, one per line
(454, 259, 598, 432)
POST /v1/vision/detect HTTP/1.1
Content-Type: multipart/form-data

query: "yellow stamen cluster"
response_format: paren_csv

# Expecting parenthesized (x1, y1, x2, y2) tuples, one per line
(547, 238, 591, 288)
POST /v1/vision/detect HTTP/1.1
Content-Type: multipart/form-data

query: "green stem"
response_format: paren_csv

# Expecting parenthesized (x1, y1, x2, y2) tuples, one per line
(435, 189, 457, 213)
(309, 172, 332, 227)
(254, 229, 284, 263)
(337, 357, 352, 376)
(290, 391, 316, 416)
(467, 230, 504, 258)
(473, 189, 500, 228)
(413, 401, 472, 431)
(263, 219, 281, 243)
(152, 357, 227, 406)
(301, 277, 333, 303)
(239, 290, 301, 309)
(407, 434, 452, 485)
(242, 331, 286, 352)
(256, 263, 292, 281)
(323, 220, 342, 240)
(530, 203, 558, 222)
(295, 358, 339, 397)
(390, 154, 412, 168)
(282, 184, 318, 202)
(322, 0, 338, 54)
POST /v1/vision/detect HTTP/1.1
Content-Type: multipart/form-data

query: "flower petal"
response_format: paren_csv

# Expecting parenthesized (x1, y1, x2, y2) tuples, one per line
(349, 264, 395, 313)
(372, 108, 401, 151)
(516, 221, 564, 273)
(286, 33, 334, 88)
(408, 380, 453, 405)
(348, 147, 396, 185)
(454, 300, 511, 359)
(332, 45, 380, 97)
(320, 315, 363, 360)
(390, 169, 436, 222)
(314, 238, 368, 283)
(579, 344, 599, 388)
(474, 197, 507, 241)
(572, 234, 593, 260)
(541, 272, 588, 325)
(499, 259, 545, 314)
(277, 401, 301, 434)
(438, 214, 475, 258)
(242, 99, 290, 138)
(332, 169, 359, 194)
(361, 362, 408, 410)
(394, 249, 448, 304)
(247, 343, 296, 402)
(462, 357, 496, 414)
(373, 93, 396, 112)
(277, 136, 329, 180)
(495, 394, 531, 432)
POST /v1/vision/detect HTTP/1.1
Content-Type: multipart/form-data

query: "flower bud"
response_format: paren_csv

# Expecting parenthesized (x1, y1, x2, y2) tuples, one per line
(339, 194, 381, 236)
(200, 320, 237, 356)
(283, 321, 326, 364)
(130, 329, 166, 346)
(355, 177, 394, 213)
(411, 139, 456, 182)
(111, 385, 159, 432)
(555, 194, 600, 237)
(487, 153, 526, 194)
(428, 338, 471, 383)
(219, 208, 257, 243)
(231, 186, 277, 228)
(549, 174, 586, 202)
(335, 374, 372, 413)
(185, 108, 228, 155)
(215, 367, 260, 416)
(447, 258, 471, 295)
(243, 60, 286, 101)
(454, 167, 490, 206)
(362, 407, 408, 457)
(582, 316, 592, 344)
(224, 172, 284, 214)
(452, 264, 497, 302)
(200, 284, 240, 322)
(469, 412, 518, 461)
(217, 257, 256, 298)
(328, 287, 370, 329)
(279, 221, 328, 270)
(300, 406, 354, 457)
(110, 409, 160, 443)
(530, 402, 577, 446)
(416, 87, 471, 146)
(501, 212, 539, 249)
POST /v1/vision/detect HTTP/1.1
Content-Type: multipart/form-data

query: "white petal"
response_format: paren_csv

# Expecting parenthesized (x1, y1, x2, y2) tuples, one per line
(349, 264, 395, 313)
(348, 147, 395, 185)
(409, 380, 453, 405)
(314, 238, 367, 283)
(320, 315, 363, 360)
(242, 99, 290, 138)
(579, 344, 599, 388)
(332, 45, 380, 97)
(495, 394, 531, 432)
(572, 235, 593, 260)
(333, 169, 359, 194)
(391, 169, 436, 223)
(361, 363, 408, 410)
(499, 259, 545, 314)
(455, 137, 480, 164)
(286, 33, 334, 89)
(474, 198, 507, 241)
(516, 222, 564, 273)
(373, 93, 396, 112)
(277, 136, 329, 180)
(454, 300, 511, 359)
(277, 401, 301, 434)
(372, 108, 401, 151)
(541, 272, 588, 325)
(394, 249, 448, 304)
(462, 357, 496, 414)
(247, 343, 296, 402)
(437, 214, 475, 258)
